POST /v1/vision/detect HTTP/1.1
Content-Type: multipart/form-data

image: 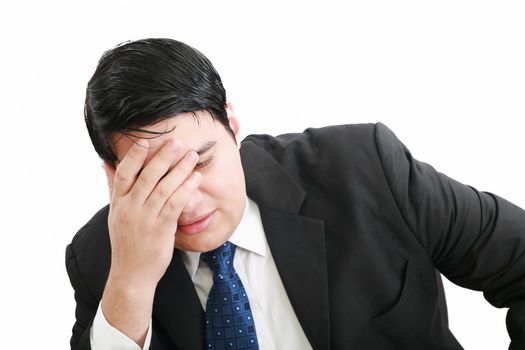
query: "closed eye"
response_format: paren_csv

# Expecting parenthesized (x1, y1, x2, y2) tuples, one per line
(195, 156, 214, 170)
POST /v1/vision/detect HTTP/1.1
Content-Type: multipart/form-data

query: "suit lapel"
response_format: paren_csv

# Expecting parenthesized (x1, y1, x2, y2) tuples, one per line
(153, 250, 205, 349)
(260, 207, 330, 350)
(241, 140, 330, 350)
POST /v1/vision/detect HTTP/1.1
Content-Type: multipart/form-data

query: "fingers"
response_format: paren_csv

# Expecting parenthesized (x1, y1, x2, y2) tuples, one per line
(145, 150, 200, 214)
(128, 139, 194, 203)
(158, 171, 202, 226)
(112, 139, 149, 198)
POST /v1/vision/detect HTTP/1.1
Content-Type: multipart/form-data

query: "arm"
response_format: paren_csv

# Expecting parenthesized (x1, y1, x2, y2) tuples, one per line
(66, 243, 153, 350)
(374, 122, 525, 349)
(65, 243, 96, 350)
(67, 137, 201, 349)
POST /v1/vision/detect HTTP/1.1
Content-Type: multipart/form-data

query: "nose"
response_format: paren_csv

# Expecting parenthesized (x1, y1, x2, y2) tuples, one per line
(181, 189, 204, 214)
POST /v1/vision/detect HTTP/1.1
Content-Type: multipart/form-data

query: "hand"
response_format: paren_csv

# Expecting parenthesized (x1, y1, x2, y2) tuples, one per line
(99, 138, 201, 346)
(102, 138, 201, 290)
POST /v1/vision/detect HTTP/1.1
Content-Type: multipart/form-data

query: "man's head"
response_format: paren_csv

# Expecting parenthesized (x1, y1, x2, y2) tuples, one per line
(85, 38, 246, 252)
(85, 38, 235, 165)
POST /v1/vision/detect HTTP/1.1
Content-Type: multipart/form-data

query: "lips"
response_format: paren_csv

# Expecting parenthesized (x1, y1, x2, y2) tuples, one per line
(178, 211, 214, 226)
(177, 211, 215, 234)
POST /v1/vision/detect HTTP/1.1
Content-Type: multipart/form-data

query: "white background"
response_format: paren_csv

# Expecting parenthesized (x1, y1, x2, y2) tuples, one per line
(1, 1, 524, 349)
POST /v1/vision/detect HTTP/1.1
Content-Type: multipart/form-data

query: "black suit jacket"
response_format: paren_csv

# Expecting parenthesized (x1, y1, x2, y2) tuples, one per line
(66, 123, 525, 349)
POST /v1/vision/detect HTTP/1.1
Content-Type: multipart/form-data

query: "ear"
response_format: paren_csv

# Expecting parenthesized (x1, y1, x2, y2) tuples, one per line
(101, 161, 117, 199)
(225, 101, 241, 147)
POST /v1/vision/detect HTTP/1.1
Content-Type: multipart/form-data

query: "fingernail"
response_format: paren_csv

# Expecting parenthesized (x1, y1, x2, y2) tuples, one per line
(188, 151, 198, 162)
(169, 139, 182, 150)
(135, 139, 149, 149)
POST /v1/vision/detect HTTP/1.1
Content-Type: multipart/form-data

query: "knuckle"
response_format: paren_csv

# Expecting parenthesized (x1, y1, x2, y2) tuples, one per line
(167, 196, 181, 212)
(136, 172, 152, 187)
(115, 168, 129, 182)
(155, 182, 170, 198)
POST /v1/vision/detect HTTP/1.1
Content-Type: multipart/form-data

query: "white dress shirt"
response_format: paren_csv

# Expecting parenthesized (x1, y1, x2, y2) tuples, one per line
(91, 197, 312, 350)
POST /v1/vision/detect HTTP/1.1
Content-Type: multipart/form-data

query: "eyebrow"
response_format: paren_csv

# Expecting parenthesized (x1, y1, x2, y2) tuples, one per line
(195, 141, 217, 156)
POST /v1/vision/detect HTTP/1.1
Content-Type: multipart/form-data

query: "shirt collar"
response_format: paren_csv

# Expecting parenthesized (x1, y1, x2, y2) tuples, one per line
(180, 196, 266, 279)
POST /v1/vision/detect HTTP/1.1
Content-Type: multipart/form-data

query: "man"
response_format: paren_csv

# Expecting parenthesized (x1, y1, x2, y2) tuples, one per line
(66, 38, 525, 350)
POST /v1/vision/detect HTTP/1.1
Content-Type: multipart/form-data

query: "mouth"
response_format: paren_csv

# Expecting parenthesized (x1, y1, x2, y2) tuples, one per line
(177, 211, 215, 234)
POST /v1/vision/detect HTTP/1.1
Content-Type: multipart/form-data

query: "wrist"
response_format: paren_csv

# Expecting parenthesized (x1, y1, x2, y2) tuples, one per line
(101, 276, 155, 347)
(105, 269, 157, 299)
(107, 259, 161, 289)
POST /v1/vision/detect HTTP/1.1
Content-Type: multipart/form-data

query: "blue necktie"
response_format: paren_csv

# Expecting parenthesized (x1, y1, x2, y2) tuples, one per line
(201, 242, 259, 350)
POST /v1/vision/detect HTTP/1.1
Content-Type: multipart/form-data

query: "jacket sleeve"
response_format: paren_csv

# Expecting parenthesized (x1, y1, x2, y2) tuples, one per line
(374, 122, 525, 350)
(66, 243, 96, 350)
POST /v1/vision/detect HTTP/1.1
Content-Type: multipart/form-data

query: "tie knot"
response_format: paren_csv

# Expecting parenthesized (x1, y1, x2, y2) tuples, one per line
(201, 241, 236, 277)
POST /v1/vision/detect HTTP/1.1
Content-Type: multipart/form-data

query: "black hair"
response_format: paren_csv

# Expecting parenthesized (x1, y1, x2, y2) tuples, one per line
(84, 38, 233, 164)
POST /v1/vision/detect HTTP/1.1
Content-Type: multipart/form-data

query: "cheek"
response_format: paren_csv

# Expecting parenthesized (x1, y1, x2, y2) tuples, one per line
(202, 155, 245, 200)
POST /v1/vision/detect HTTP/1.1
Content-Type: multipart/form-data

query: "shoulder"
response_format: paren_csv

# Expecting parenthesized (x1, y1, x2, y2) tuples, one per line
(241, 122, 400, 174)
(241, 122, 402, 158)
(69, 205, 110, 250)
(242, 122, 378, 151)
(65, 204, 111, 300)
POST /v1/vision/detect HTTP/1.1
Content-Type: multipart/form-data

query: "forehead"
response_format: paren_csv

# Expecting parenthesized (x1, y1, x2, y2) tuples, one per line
(111, 111, 221, 161)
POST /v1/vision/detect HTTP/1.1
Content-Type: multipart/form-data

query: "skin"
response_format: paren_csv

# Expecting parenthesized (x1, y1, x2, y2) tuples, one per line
(100, 104, 246, 346)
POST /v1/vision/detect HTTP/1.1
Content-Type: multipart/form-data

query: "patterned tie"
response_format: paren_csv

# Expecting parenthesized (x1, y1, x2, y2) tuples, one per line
(201, 242, 259, 350)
